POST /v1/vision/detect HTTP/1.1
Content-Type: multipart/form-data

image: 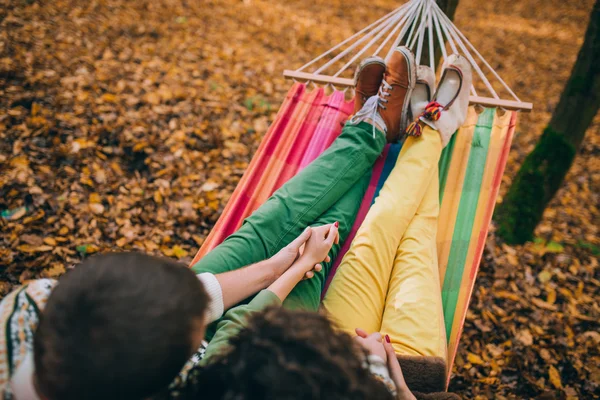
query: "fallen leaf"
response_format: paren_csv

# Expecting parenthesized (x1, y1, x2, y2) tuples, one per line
(43, 237, 57, 246)
(89, 203, 105, 215)
(548, 365, 562, 389)
(538, 270, 553, 284)
(516, 329, 534, 346)
(1, 206, 28, 221)
(467, 353, 485, 365)
(21, 234, 43, 246)
(42, 264, 66, 278)
(171, 245, 188, 259)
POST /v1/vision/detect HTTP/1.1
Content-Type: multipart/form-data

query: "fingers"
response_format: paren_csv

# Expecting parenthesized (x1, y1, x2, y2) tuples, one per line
(298, 243, 305, 256)
(291, 227, 312, 247)
(383, 336, 407, 390)
(325, 255, 331, 263)
(303, 264, 322, 280)
(325, 224, 339, 246)
(383, 336, 395, 358)
(370, 332, 383, 343)
(312, 224, 330, 237)
(355, 328, 369, 338)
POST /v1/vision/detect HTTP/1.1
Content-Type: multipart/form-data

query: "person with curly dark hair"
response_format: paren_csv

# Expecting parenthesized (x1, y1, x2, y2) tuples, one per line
(186, 307, 398, 400)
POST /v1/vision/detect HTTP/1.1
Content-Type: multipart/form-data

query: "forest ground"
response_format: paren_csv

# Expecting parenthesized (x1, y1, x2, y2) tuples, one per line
(0, 0, 598, 398)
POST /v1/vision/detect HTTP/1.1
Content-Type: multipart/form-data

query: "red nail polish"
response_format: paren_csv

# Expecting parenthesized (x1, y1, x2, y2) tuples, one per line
(385, 335, 391, 343)
(334, 221, 339, 227)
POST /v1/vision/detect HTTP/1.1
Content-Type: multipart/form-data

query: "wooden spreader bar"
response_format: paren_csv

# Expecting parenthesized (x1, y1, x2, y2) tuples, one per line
(284, 70, 533, 112)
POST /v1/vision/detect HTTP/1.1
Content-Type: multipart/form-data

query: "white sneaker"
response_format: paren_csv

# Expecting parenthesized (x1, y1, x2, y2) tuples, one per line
(410, 65, 436, 120)
(421, 54, 472, 147)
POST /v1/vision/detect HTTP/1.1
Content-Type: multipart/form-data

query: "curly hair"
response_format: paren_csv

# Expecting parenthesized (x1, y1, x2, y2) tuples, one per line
(190, 307, 395, 400)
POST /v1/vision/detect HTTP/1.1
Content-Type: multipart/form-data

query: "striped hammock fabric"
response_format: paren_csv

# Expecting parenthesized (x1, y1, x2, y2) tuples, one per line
(191, 83, 517, 376)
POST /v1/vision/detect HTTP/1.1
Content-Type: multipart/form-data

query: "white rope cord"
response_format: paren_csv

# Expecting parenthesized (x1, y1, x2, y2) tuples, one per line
(427, 4, 477, 96)
(374, 21, 403, 57)
(427, 5, 435, 71)
(432, 7, 448, 61)
(414, 1, 433, 65)
(434, 5, 458, 54)
(433, 6, 498, 98)
(374, 0, 421, 57)
(385, 0, 423, 61)
(408, 4, 422, 49)
(412, 5, 425, 55)
(297, 5, 406, 72)
(434, 4, 521, 101)
(404, 0, 425, 50)
(333, 8, 410, 77)
(288, 0, 526, 108)
(410, 1, 429, 51)
(426, 5, 476, 95)
(314, 6, 407, 75)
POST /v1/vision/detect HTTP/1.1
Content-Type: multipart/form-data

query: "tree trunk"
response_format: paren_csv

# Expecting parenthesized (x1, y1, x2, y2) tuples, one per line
(496, 0, 600, 244)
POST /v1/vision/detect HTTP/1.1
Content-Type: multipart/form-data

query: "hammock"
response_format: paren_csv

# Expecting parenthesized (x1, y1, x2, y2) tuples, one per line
(191, 0, 531, 381)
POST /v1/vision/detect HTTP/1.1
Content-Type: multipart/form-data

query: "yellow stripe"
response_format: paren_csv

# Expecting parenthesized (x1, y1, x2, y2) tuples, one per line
(446, 110, 512, 366)
(437, 107, 479, 283)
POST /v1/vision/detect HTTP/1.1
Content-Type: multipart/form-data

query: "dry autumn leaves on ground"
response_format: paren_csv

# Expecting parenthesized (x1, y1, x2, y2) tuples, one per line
(0, 0, 598, 398)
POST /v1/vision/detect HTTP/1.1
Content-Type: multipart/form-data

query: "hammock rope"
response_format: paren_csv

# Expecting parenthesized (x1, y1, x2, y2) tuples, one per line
(286, 0, 532, 111)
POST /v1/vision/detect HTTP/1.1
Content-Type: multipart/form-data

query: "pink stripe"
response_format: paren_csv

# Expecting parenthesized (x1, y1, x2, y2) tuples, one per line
(322, 144, 391, 296)
(273, 89, 328, 190)
(300, 92, 354, 168)
(191, 84, 305, 264)
(237, 89, 321, 230)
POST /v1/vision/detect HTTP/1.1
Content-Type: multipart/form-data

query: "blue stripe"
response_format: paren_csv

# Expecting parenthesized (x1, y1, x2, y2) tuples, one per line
(371, 143, 402, 204)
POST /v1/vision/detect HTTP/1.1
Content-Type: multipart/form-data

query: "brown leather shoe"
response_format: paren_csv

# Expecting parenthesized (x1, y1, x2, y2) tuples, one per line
(378, 46, 416, 142)
(353, 56, 386, 115)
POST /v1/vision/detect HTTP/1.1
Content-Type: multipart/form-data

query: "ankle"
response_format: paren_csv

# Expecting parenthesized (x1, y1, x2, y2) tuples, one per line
(365, 117, 386, 134)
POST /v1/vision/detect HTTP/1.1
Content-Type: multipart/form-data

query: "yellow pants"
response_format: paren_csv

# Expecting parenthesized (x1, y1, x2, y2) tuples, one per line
(322, 126, 447, 360)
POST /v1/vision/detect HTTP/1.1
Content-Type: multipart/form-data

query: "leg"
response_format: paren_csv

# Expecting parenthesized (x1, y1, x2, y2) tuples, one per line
(283, 170, 372, 312)
(192, 121, 385, 276)
(380, 174, 446, 359)
(323, 127, 443, 336)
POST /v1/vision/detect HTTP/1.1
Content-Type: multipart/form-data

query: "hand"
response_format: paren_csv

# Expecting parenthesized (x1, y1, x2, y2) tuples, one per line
(296, 223, 339, 273)
(270, 227, 313, 276)
(354, 328, 387, 361)
(383, 336, 416, 400)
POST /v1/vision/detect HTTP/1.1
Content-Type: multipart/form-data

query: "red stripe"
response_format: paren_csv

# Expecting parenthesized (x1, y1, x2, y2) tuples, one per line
(322, 144, 390, 296)
(191, 84, 305, 264)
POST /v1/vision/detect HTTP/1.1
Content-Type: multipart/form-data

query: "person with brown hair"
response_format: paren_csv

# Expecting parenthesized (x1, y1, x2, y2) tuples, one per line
(0, 252, 210, 400)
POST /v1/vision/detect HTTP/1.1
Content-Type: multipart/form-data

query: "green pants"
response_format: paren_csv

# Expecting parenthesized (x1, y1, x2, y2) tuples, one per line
(192, 121, 385, 313)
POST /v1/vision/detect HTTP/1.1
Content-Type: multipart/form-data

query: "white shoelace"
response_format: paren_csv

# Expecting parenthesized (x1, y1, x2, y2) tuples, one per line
(349, 80, 392, 138)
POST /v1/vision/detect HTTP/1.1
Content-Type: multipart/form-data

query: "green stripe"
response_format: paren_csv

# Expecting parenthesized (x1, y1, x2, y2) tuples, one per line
(438, 133, 457, 203)
(5, 288, 25, 376)
(25, 292, 42, 316)
(441, 108, 495, 337)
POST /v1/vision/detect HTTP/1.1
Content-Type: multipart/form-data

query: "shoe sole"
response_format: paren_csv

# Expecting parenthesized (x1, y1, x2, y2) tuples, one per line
(395, 47, 417, 134)
(353, 56, 386, 87)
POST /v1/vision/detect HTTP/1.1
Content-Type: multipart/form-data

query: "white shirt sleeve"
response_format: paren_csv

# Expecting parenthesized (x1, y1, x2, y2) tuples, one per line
(365, 354, 397, 395)
(196, 273, 224, 324)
